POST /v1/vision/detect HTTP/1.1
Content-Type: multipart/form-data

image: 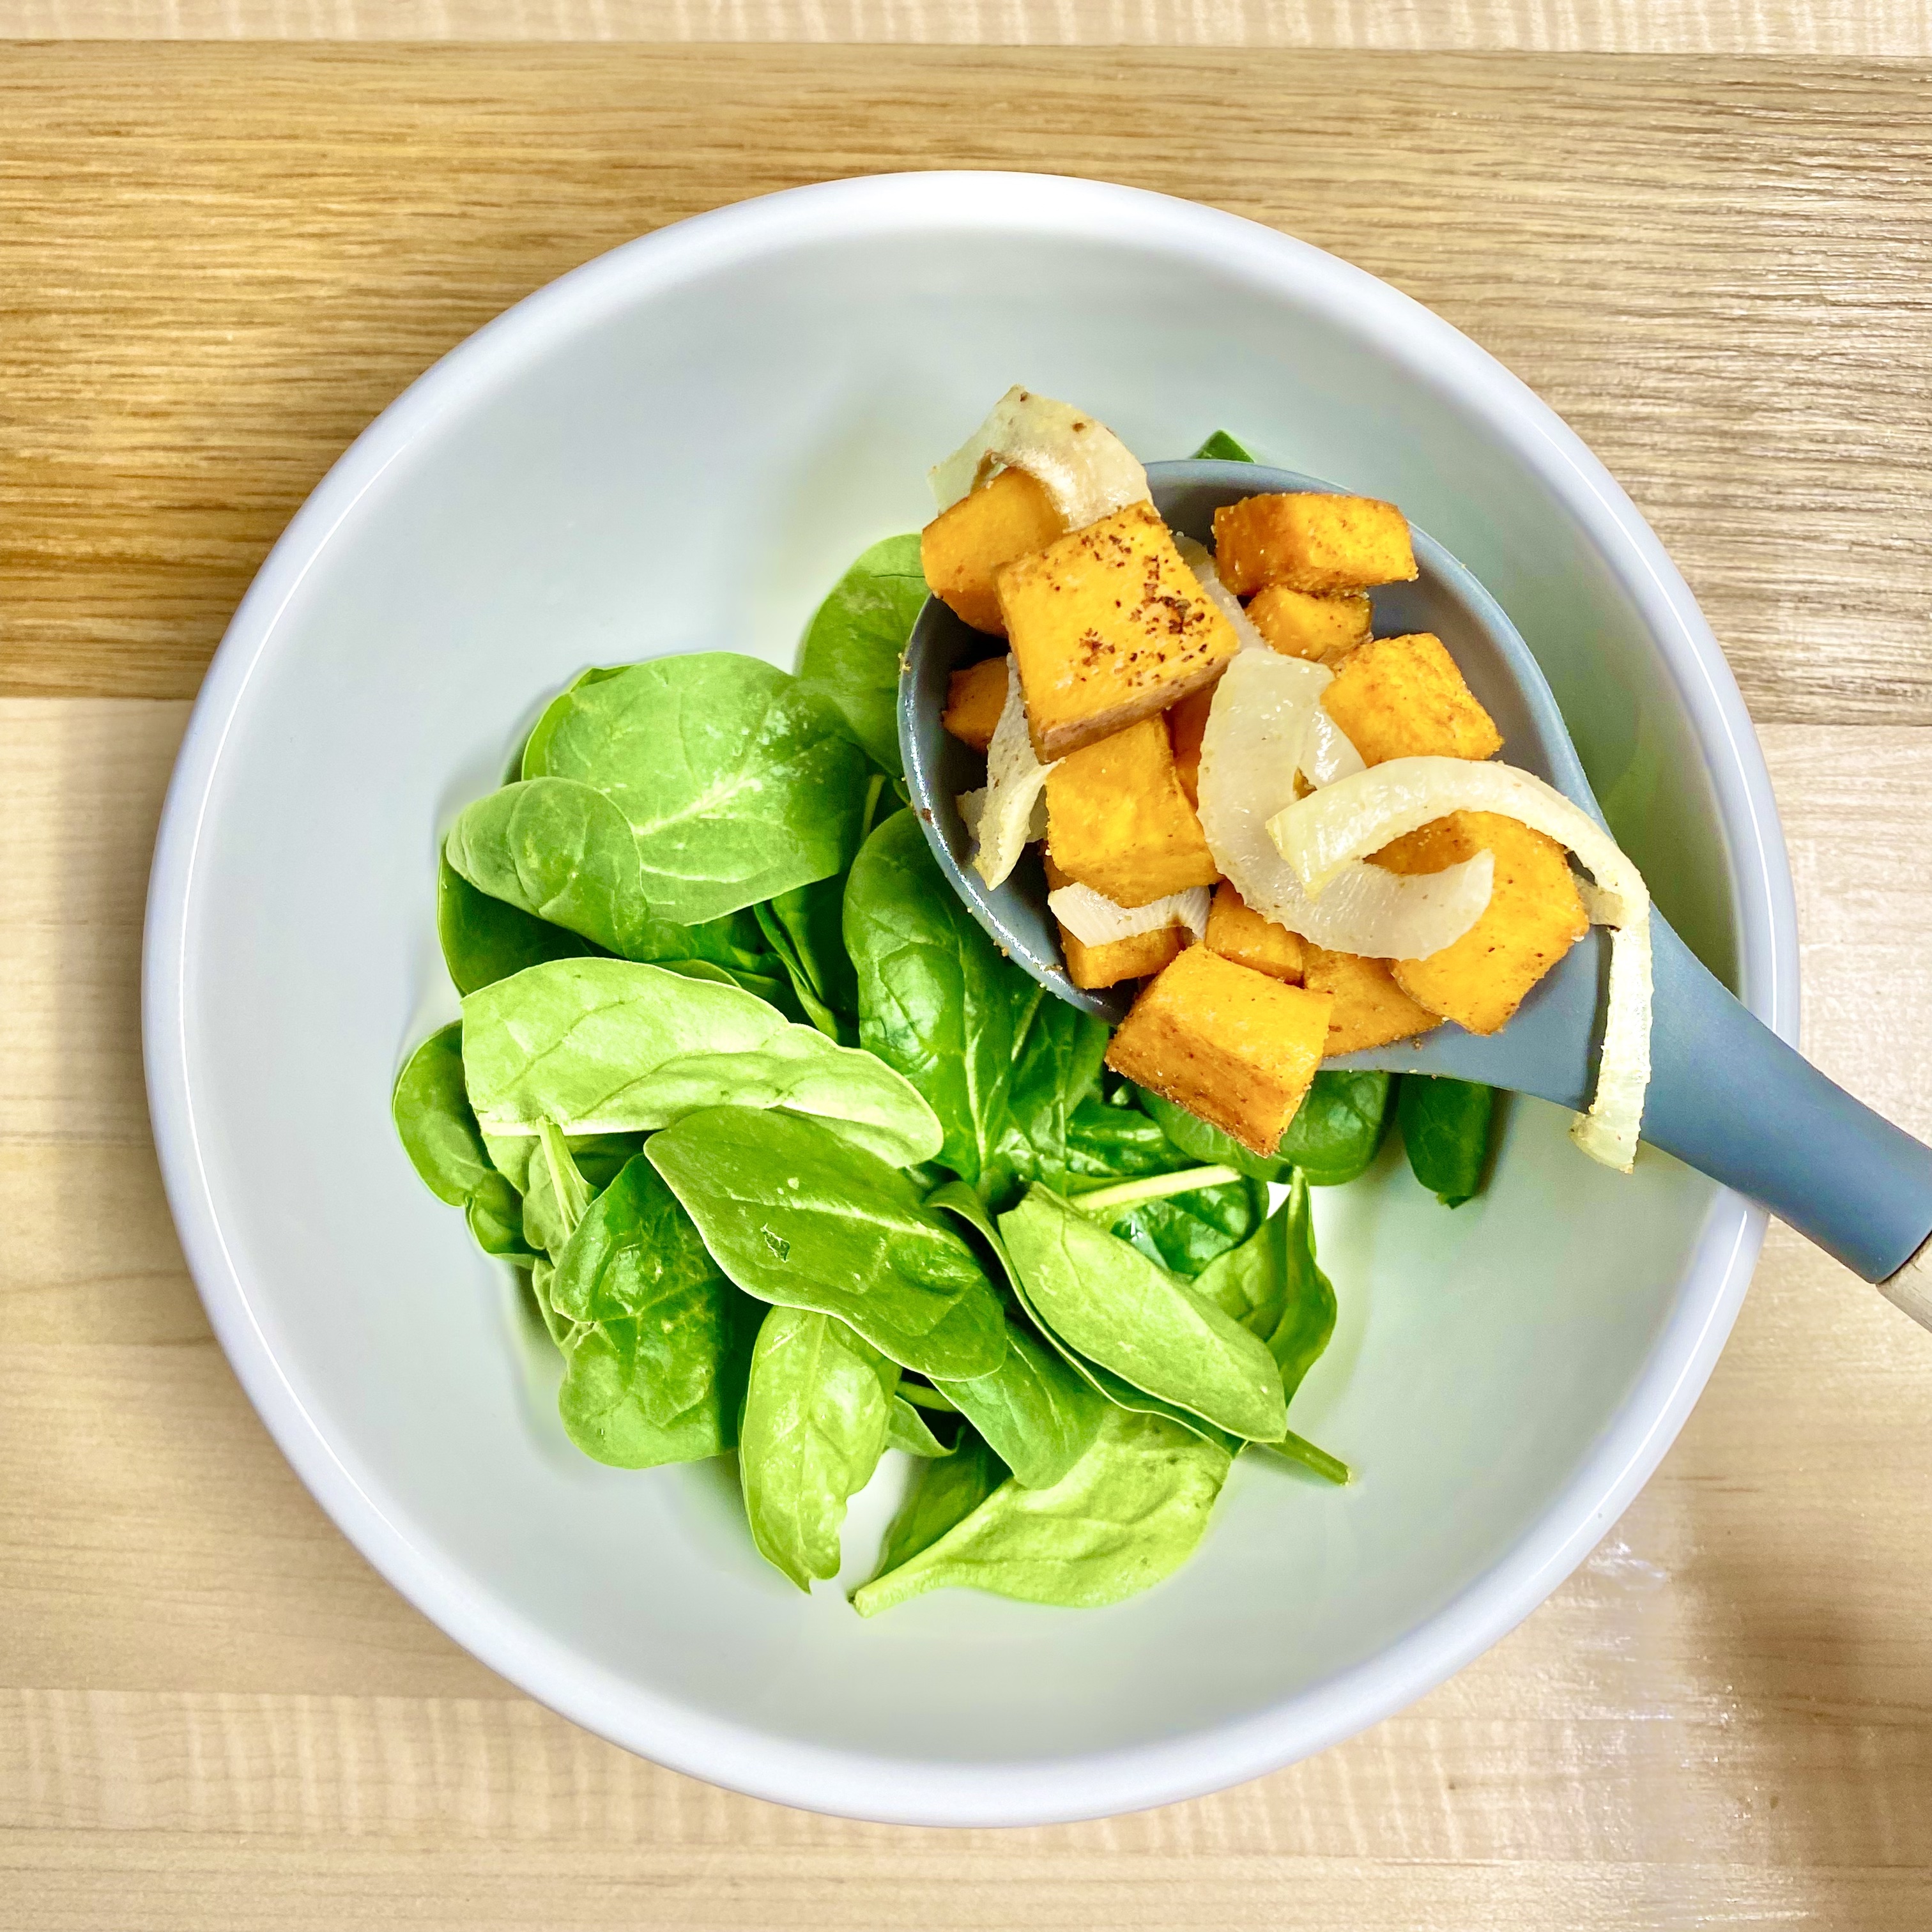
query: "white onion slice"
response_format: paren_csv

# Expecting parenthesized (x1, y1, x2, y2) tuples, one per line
(1301, 706, 1367, 789)
(1197, 650, 1494, 960)
(1174, 535, 1268, 652)
(930, 387, 1150, 532)
(1048, 881, 1210, 947)
(957, 784, 1045, 847)
(1267, 756, 1652, 1172)
(968, 658, 1057, 890)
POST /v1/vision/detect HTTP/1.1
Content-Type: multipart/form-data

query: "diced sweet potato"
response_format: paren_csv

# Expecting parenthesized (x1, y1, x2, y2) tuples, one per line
(1044, 855, 1187, 990)
(1045, 717, 1220, 908)
(1105, 946, 1333, 1158)
(1204, 882, 1304, 984)
(1165, 682, 1216, 809)
(1301, 945, 1444, 1055)
(1321, 632, 1503, 765)
(942, 655, 1010, 753)
(921, 467, 1064, 636)
(1246, 585, 1373, 663)
(997, 501, 1241, 760)
(1211, 493, 1418, 597)
(1375, 810, 1589, 1034)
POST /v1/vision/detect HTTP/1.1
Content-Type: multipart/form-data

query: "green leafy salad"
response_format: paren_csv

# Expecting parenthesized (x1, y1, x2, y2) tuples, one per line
(392, 443, 1496, 1616)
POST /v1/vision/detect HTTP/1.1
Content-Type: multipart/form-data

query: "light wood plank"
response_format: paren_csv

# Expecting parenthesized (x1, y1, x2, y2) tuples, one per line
(1, 47, 1928, 717)
(6, 0, 1931, 57)
(5, 697, 1932, 1929)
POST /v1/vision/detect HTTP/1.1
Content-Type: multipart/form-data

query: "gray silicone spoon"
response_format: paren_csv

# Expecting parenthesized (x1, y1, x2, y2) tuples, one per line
(899, 458, 1932, 1324)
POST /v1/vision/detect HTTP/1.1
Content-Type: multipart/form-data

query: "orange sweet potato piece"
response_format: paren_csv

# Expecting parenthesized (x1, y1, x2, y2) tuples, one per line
(941, 655, 1010, 753)
(1212, 493, 1417, 597)
(1301, 945, 1444, 1056)
(921, 468, 1064, 636)
(1246, 585, 1373, 663)
(1204, 882, 1304, 984)
(1375, 811, 1590, 1034)
(1105, 946, 1333, 1157)
(1321, 632, 1502, 765)
(1044, 716, 1218, 908)
(997, 502, 1240, 760)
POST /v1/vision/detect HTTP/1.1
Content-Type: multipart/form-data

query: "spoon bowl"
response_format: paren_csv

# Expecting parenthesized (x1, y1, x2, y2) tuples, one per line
(900, 459, 1932, 1300)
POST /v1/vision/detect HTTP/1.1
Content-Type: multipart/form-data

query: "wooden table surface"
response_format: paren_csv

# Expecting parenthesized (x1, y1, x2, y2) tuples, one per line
(4, 19, 1932, 1930)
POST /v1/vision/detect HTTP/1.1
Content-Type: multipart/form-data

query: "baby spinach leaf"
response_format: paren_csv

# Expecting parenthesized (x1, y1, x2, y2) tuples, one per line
(461, 957, 942, 1167)
(926, 1178, 1240, 1459)
(465, 1171, 535, 1261)
(768, 872, 861, 1027)
(739, 1305, 898, 1591)
(935, 1317, 1106, 1491)
(537, 1121, 593, 1247)
(998, 1188, 1287, 1444)
(1133, 1087, 1291, 1184)
(851, 1406, 1232, 1616)
(874, 1430, 1008, 1577)
(1195, 1172, 1337, 1404)
(794, 534, 928, 776)
(528, 1257, 572, 1349)
(1065, 1095, 1262, 1276)
(647, 1108, 1010, 1381)
(887, 1397, 954, 1458)
(1281, 1071, 1395, 1185)
(753, 899, 845, 1041)
(437, 850, 597, 996)
(521, 654, 870, 924)
(998, 993, 1111, 1194)
(1399, 1075, 1496, 1208)
(393, 1023, 493, 1206)
(845, 809, 1040, 1199)
(549, 1156, 761, 1468)
(446, 778, 663, 961)
(394, 1023, 544, 1261)
(1192, 429, 1258, 462)
(1133, 1071, 1394, 1187)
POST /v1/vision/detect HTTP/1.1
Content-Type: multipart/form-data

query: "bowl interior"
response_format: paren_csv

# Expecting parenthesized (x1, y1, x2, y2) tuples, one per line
(150, 176, 1770, 1825)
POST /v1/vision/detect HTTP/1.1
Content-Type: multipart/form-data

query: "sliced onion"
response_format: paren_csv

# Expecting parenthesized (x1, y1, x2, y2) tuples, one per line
(1197, 650, 1494, 960)
(958, 783, 1046, 849)
(930, 387, 1150, 532)
(1301, 706, 1367, 788)
(968, 657, 1057, 890)
(1267, 756, 1652, 1172)
(1174, 535, 1268, 652)
(1048, 880, 1210, 947)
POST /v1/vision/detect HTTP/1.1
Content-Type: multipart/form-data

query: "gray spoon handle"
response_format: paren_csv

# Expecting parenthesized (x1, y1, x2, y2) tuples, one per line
(1646, 921, 1932, 1303)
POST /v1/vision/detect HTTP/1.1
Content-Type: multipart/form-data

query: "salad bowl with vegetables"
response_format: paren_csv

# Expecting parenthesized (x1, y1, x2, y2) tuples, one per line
(145, 172, 1795, 1824)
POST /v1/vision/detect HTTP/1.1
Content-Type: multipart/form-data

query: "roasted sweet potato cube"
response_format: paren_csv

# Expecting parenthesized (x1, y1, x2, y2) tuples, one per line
(1105, 946, 1333, 1158)
(997, 501, 1241, 760)
(921, 467, 1064, 636)
(1044, 717, 1219, 908)
(1044, 855, 1187, 990)
(1321, 632, 1503, 765)
(1301, 945, 1443, 1055)
(1246, 585, 1373, 663)
(1376, 811, 1590, 1034)
(1212, 493, 1418, 597)
(1165, 682, 1216, 809)
(1204, 882, 1304, 984)
(942, 655, 1010, 753)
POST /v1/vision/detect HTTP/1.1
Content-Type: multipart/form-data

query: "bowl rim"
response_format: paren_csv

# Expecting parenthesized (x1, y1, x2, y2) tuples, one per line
(142, 169, 1799, 1828)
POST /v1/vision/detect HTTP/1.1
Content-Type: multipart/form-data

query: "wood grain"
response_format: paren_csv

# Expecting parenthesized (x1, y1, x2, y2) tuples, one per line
(5, 700, 1932, 1928)
(2, 45, 1929, 720)
(8, 0, 1932, 55)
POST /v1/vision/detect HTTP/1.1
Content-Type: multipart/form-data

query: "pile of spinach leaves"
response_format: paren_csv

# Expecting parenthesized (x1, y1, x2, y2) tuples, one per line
(392, 440, 1496, 1616)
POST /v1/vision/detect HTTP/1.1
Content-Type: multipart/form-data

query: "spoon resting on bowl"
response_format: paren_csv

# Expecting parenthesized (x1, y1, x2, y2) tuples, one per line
(899, 459, 1932, 1326)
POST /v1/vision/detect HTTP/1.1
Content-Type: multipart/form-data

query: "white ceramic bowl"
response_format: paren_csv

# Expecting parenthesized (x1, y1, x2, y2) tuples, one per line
(144, 172, 1796, 1827)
